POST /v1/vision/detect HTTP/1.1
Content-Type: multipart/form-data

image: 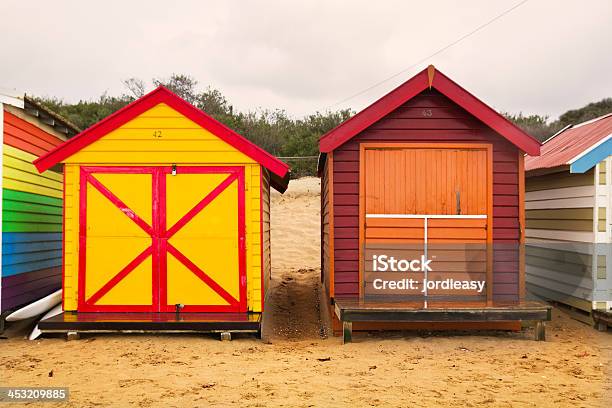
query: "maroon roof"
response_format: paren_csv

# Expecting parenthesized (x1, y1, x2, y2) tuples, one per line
(319, 65, 541, 156)
(525, 113, 612, 172)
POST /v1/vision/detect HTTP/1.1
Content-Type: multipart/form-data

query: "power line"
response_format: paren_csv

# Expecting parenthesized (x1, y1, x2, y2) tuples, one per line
(327, 0, 530, 110)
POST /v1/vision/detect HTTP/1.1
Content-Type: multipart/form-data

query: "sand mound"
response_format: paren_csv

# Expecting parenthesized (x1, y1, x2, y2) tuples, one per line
(271, 177, 320, 272)
(272, 176, 320, 200)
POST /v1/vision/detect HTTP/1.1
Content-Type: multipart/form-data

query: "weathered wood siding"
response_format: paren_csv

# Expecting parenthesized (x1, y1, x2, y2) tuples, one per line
(2, 109, 66, 312)
(526, 242, 595, 308)
(526, 159, 612, 312)
(261, 169, 272, 308)
(330, 89, 521, 300)
(321, 155, 332, 298)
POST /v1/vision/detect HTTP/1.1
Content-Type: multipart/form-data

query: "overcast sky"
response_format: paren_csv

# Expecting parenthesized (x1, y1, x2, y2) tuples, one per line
(1, 0, 611, 120)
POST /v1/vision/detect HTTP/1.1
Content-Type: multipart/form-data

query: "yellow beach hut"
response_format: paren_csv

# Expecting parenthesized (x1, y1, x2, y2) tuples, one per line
(34, 86, 289, 336)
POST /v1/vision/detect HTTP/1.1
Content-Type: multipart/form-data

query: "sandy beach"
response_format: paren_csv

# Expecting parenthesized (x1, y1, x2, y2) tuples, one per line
(1, 177, 611, 407)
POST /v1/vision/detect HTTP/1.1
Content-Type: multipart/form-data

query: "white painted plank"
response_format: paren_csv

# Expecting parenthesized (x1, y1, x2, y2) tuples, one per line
(526, 264, 593, 288)
(526, 271, 593, 300)
(526, 240, 593, 254)
(0, 89, 24, 108)
(525, 196, 593, 210)
(525, 185, 594, 201)
(526, 228, 593, 242)
(366, 214, 487, 219)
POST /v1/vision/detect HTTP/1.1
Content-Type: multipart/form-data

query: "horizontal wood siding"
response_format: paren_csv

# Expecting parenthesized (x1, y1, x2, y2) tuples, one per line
(525, 241, 598, 312)
(525, 162, 612, 312)
(262, 169, 272, 304)
(526, 170, 594, 192)
(63, 103, 256, 165)
(1, 267, 61, 311)
(2, 189, 62, 232)
(3, 111, 64, 156)
(526, 244, 593, 295)
(527, 208, 593, 231)
(525, 171, 595, 242)
(321, 156, 331, 297)
(331, 89, 521, 299)
(2, 110, 65, 312)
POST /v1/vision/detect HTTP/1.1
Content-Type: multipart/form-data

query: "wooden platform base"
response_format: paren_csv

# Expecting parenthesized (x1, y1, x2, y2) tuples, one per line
(334, 300, 552, 343)
(331, 317, 523, 334)
(39, 312, 261, 338)
(593, 310, 611, 332)
(0, 311, 8, 334)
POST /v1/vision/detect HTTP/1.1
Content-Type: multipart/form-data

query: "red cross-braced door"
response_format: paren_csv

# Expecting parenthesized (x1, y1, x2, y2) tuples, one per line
(78, 166, 246, 312)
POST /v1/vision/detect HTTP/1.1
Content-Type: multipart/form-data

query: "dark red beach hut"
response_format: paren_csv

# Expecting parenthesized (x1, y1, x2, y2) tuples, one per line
(319, 66, 551, 342)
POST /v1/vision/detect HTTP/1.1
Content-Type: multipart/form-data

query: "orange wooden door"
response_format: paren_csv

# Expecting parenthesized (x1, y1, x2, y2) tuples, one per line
(364, 147, 488, 217)
(362, 145, 491, 305)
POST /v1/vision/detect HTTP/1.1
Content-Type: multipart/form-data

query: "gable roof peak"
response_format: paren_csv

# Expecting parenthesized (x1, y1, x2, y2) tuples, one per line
(319, 66, 541, 156)
(427, 65, 436, 89)
(33, 86, 290, 191)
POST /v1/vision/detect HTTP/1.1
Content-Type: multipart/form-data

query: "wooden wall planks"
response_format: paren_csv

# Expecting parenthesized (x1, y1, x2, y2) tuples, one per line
(2, 110, 65, 312)
(323, 89, 521, 299)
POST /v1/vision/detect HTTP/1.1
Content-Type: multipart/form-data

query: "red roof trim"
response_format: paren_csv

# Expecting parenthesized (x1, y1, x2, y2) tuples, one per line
(319, 66, 541, 156)
(319, 69, 429, 153)
(33, 86, 290, 178)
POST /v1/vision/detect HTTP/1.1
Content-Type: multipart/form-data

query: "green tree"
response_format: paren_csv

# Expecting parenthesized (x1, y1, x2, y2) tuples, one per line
(553, 98, 612, 129)
(152, 74, 199, 105)
(504, 113, 552, 142)
(34, 93, 133, 130)
(505, 97, 612, 142)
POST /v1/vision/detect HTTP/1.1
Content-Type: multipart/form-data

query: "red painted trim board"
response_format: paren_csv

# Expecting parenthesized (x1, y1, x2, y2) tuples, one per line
(237, 168, 247, 313)
(78, 166, 156, 313)
(77, 165, 247, 313)
(153, 167, 163, 312)
(61, 169, 66, 309)
(77, 167, 88, 310)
